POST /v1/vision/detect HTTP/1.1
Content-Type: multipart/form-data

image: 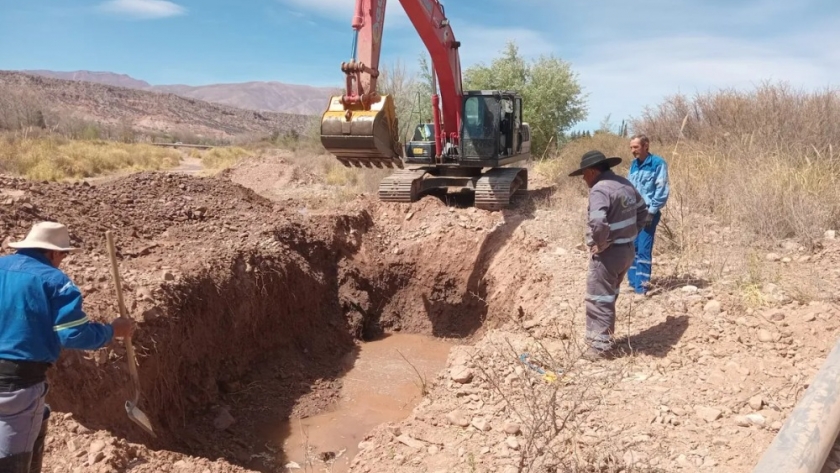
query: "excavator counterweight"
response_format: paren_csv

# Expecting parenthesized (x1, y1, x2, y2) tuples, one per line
(320, 94, 404, 169)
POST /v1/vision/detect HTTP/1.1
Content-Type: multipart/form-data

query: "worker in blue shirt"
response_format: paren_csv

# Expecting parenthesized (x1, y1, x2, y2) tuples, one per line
(0, 221, 134, 472)
(626, 134, 670, 295)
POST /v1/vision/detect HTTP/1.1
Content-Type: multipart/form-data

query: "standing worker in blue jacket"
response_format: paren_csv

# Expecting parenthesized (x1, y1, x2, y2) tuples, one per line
(569, 151, 649, 361)
(0, 221, 135, 472)
(626, 134, 670, 295)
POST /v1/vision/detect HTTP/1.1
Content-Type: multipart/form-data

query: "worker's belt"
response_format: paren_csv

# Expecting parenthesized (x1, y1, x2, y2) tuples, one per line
(0, 359, 51, 392)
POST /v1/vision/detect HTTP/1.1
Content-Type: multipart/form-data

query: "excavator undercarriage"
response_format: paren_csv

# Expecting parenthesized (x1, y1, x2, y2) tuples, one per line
(377, 165, 528, 210)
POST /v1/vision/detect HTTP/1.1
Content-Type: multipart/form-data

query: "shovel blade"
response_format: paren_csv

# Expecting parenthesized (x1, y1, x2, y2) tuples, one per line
(126, 401, 156, 438)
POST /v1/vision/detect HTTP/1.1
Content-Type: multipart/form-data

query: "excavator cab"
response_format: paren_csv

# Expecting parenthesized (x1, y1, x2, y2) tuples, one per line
(459, 91, 530, 166)
(320, 94, 404, 169)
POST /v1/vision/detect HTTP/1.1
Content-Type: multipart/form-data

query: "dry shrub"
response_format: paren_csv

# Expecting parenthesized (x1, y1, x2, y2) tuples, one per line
(534, 133, 629, 186)
(320, 157, 390, 194)
(633, 82, 840, 245)
(634, 82, 840, 156)
(538, 83, 840, 248)
(655, 134, 840, 246)
(0, 88, 49, 131)
(197, 146, 252, 170)
(464, 303, 668, 472)
(234, 116, 326, 155)
(0, 135, 181, 180)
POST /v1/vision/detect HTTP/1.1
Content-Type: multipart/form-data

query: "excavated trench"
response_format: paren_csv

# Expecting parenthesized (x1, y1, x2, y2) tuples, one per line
(42, 196, 548, 472)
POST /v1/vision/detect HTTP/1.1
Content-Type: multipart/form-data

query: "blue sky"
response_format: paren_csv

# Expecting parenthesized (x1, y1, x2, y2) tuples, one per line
(1, 0, 838, 131)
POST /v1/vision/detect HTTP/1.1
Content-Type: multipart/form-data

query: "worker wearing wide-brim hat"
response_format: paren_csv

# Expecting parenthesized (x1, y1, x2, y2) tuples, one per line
(569, 151, 649, 361)
(0, 221, 135, 471)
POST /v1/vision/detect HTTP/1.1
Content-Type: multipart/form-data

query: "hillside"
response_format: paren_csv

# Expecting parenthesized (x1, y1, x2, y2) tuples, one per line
(21, 69, 338, 116)
(23, 69, 153, 90)
(0, 71, 313, 139)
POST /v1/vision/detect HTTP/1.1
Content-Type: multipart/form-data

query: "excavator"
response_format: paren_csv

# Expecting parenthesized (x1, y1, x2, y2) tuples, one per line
(319, 0, 531, 210)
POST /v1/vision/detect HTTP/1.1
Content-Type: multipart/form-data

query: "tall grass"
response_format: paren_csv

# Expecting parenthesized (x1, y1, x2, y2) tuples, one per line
(634, 82, 840, 244)
(0, 135, 181, 181)
(534, 132, 628, 189)
(197, 146, 252, 170)
(633, 82, 840, 156)
(538, 83, 840, 246)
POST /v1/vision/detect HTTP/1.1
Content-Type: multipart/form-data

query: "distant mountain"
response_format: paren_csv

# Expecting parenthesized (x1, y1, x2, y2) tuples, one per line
(154, 82, 338, 116)
(23, 70, 152, 90)
(0, 71, 312, 139)
(20, 70, 339, 116)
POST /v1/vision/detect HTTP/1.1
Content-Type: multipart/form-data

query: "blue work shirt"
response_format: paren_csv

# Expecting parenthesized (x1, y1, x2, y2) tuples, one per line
(0, 249, 113, 363)
(628, 153, 670, 215)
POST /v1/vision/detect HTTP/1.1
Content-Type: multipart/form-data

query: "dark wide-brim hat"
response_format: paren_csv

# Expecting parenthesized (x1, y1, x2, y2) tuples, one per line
(568, 150, 622, 177)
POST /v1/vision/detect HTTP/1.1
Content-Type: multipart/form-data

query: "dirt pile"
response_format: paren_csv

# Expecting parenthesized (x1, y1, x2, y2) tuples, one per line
(1, 172, 277, 252)
(219, 153, 328, 204)
(0, 166, 552, 472)
(2, 171, 363, 471)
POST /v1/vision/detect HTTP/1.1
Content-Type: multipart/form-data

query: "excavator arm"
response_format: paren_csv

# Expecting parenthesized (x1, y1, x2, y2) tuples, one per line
(320, 0, 464, 168)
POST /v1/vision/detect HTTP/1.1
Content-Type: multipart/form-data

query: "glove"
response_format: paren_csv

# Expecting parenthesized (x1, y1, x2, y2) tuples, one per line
(644, 211, 655, 227)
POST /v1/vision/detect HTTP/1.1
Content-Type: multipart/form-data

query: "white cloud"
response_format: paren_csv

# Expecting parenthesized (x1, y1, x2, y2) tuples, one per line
(523, 0, 840, 130)
(99, 0, 186, 19)
(455, 25, 555, 66)
(276, 0, 408, 28)
(571, 26, 840, 131)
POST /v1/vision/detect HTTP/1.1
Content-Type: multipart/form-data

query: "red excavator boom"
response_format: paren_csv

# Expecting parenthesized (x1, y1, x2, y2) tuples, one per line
(320, 0, 463, 167)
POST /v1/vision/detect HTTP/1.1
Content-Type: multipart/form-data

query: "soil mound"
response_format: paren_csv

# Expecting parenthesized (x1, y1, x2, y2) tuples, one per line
(0, 170, 550, 472)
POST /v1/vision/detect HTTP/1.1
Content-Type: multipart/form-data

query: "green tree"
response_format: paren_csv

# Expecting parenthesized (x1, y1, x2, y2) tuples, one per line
(462, 41, 587, 157)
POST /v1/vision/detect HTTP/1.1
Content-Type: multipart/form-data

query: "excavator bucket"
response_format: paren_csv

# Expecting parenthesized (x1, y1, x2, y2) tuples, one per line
(320, 94, 404, 169)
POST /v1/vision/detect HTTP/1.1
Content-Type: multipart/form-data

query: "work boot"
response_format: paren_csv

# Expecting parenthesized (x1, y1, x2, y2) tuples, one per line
(0, 452, 34, 473)
(582, 345, 631, 362)
(581, 347, 605, 362)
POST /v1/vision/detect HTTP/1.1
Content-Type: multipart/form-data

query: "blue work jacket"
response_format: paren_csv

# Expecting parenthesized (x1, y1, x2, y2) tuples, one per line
(628, 153, 670, 215)
(0, 249, 113, 363)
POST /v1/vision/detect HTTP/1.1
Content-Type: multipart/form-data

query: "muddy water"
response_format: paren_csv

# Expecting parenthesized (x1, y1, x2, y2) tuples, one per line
(279, 333, 453, 472)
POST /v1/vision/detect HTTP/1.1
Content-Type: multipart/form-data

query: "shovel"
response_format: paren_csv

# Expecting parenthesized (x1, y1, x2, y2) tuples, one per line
(105, 230, 156, 438)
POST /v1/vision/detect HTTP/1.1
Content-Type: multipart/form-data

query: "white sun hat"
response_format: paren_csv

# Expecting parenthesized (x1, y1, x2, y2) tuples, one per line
(8, 221, 82, 253)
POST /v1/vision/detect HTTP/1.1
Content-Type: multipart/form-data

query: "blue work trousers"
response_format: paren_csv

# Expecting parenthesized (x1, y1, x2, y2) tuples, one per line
(627, 211, 661, 293)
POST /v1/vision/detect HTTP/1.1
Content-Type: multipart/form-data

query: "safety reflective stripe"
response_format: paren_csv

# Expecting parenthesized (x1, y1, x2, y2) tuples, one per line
(614, 237, 635, 244)
(589, 210, 606, 219)
(636, 200, 647, 209)
(586, 294, 617, 303)
(53, 316, 89, 332)
(609, 216, 636, 231)
(636, 272, 651, 277)
(58, 281, 75, 295)
(636, 260, 652, 264)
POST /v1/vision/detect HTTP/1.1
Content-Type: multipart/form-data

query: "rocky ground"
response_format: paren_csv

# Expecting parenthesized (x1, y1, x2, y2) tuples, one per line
(2, 151, 840, 472)
(348, 210, 840, 472)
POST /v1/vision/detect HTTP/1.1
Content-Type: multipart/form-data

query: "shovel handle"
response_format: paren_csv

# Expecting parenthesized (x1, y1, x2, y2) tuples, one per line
(105, 232, 128, 318)
(105, 231, 141, 405)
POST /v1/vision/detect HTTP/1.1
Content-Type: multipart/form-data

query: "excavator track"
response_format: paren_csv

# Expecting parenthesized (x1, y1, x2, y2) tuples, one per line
(377, 167, 430, 203)
(474, 167, 528, 211)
